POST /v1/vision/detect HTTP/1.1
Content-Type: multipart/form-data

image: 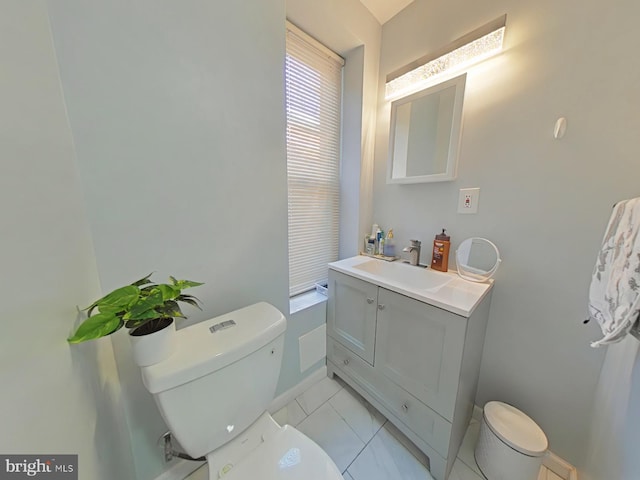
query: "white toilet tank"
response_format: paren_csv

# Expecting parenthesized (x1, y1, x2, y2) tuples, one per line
(141, 302, 286, 459)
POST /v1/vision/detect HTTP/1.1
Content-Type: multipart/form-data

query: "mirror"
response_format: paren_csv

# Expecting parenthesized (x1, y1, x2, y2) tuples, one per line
(387, 73, 466, 184)
(456, 237, 501, 282)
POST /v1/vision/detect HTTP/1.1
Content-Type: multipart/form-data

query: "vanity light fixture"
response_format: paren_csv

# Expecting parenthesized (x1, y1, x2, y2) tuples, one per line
(385, 15, 506, 100)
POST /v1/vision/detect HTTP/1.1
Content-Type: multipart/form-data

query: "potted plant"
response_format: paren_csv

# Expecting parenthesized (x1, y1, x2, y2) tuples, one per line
(68, 273, 203, 366)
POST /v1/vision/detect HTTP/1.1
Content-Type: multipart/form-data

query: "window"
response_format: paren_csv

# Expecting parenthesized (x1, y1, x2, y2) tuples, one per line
(285, 23, 344, 296)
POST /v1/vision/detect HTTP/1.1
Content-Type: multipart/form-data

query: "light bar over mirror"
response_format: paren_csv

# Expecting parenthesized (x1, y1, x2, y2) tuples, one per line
(385, 15, 506, 100)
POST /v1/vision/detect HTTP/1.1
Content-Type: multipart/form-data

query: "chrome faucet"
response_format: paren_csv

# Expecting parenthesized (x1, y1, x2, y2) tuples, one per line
(403, 240, 421, 266)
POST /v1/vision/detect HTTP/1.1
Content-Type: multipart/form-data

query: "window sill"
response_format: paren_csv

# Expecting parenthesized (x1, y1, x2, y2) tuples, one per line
(290, 290, 327, 315)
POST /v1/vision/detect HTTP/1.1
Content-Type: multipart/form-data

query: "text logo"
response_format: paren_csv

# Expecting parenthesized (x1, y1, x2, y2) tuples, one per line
(0, 455, 77, 479)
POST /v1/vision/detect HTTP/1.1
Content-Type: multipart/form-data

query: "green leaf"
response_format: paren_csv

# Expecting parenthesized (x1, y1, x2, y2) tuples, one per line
(171, 278, 204, 290)
(155, 301, 186, 318)
(177, 295, 202, 310)
(67, 312, 122, 344)
(177, 294, 199, 300)
(123, 308, 159, 322)
(141, 286, 160, 297)
(131, 273, 154, 287)
(86, 285, 140, 311)
(139, 285, 162, 298)
(157, 284, 180, 301)
(123, 291, 164, 320)
(95, 304, 124, 315)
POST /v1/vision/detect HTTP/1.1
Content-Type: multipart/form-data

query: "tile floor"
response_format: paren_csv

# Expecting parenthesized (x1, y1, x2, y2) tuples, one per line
(186, 374, 563, 480)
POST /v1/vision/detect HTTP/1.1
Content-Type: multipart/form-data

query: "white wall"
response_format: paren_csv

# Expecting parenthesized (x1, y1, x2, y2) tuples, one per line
(374, 0, 640, 468)
(583, 337, 640, 480)
(0, 2, 134, 478)
(46, 1, 288, 478)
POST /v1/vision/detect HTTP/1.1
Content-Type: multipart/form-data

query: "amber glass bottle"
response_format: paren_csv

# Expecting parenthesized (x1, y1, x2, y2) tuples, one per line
(431, 229, 451, 272)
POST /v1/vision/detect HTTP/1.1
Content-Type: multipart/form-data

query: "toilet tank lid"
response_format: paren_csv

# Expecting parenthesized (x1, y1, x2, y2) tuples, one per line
(141, 302, 286, 394)
(483, 401, 548, 456)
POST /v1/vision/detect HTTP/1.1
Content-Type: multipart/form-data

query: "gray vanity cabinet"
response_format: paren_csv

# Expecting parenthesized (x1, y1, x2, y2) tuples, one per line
(327, 268, 492, 480)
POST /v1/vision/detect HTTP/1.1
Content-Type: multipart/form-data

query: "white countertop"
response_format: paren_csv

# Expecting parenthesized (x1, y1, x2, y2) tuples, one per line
(328, 255, 493, 317)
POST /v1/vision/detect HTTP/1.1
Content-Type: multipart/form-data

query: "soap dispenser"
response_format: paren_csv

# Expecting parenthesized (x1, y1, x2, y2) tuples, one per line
(384, 229, 396, 257)
(431, 229, 451, 272)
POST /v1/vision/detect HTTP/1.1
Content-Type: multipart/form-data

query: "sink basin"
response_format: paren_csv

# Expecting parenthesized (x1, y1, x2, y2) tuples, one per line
(353, 259, 452, 292)
(330, 255, 493, 317)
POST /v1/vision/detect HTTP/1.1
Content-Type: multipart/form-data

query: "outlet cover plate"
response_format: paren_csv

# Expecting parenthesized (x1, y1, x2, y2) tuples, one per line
(458, 188, 480, 214)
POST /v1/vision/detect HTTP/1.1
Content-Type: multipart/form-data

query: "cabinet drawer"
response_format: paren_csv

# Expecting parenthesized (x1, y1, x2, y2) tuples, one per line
(372, 363, 452, 458)
(328, 338, 452, 458)
(328, 336, 378, 389)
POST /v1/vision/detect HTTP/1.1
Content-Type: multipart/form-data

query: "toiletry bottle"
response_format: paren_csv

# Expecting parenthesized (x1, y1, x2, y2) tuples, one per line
(431, 229, 451, 272)
(366, 236, 375, 255)
(371, 224, 379, 253)
(375, 227, 383, 254)
(385, 229, 396, 257)
(379, 233, 385, 255)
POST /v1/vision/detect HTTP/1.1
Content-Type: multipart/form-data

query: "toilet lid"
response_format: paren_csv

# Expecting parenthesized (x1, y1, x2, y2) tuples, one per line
(219, 425, 342, 480)
(483, 401, 548, 456)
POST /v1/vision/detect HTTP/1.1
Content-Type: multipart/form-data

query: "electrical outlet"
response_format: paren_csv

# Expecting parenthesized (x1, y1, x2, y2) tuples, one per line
(458, 188, 480, 214)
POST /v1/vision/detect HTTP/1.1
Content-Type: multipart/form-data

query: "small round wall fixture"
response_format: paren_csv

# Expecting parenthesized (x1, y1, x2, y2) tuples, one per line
(456, 237, 501, 282)
(554, 117, 567, 139)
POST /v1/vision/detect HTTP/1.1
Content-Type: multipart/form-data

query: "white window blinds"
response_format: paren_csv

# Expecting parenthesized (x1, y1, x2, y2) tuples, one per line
(286, 23, 344, 296)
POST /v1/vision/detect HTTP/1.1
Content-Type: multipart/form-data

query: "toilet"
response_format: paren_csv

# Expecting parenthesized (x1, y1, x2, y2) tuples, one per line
(140, 302, 343, 480)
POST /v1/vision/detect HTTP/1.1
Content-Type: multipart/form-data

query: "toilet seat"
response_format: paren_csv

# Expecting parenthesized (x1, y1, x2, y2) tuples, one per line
(203, 412, 342, 480)
(218, 425, 342, 480)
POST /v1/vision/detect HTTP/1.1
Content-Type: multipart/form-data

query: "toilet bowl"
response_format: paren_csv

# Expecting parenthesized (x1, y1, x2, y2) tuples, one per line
(140, 302, 342, 480)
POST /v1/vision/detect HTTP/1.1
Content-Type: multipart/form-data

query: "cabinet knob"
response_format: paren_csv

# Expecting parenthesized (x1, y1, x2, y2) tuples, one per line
(366, 298, 374, 304)
(378, 304, 385, 310)
(402, 403, 409, 413)
(343, 359, 350, 366)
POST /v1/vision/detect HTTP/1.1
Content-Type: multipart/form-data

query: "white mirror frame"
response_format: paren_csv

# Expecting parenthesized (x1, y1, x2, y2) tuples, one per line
(455, 237, 501, 283)
(387, 73, 466, 184)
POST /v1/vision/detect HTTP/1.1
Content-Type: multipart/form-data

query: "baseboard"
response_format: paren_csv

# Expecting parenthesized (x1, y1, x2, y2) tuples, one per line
(152, 459, 204, 480)
(543, 450, 579, 480)
(472, 404, 483, 422)
(269, 365, 327, 413)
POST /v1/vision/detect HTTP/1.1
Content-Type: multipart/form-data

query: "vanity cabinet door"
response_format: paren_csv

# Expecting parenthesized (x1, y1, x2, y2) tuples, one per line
(375, 288, 466, 421)
(327, 270, 378, 365)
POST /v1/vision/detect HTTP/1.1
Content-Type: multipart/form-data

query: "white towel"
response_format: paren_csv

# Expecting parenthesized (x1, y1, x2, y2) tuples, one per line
(589, 197, 640, 347)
